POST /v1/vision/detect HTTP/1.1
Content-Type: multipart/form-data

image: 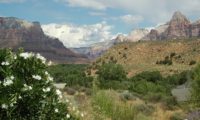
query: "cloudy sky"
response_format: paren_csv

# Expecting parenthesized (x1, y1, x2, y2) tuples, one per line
(1, 0, 200, 47)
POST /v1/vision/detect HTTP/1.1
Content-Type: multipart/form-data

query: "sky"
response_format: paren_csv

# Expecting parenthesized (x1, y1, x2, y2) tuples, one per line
(1, 0, 200, 47)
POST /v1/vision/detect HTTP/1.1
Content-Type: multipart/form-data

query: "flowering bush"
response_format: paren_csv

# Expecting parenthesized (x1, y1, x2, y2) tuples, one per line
(0, 49, 76, 120)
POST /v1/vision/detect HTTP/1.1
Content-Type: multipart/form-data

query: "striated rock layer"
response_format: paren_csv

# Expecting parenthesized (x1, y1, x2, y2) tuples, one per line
(145, 11, 200, 40)
(0, 17, 88, 63)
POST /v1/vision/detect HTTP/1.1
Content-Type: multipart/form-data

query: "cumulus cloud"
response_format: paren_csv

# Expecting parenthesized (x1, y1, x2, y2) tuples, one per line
(120, 14, 143, 25)
(42, 22, 114, 48)
(55, 0, 200, 23)
(0, 0, 25, 3)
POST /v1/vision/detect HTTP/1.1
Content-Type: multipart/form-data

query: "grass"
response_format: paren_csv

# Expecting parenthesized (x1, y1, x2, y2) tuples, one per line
(91, 90, 159, 120)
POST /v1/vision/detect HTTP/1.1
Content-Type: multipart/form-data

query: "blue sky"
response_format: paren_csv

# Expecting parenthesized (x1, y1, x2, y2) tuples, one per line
(0, 0, 159, 34)
(1, 0, 200, 47)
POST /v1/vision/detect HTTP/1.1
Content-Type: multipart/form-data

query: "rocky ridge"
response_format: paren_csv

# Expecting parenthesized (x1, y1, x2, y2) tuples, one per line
(0, 17, 88, 63)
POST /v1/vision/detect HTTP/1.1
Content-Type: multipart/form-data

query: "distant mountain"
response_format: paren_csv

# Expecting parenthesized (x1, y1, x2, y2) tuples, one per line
(114, 11, 200, 42)
(0, 17, 88, 63)
(50, 11, 200, 59)
(71, 29, 150, 59)
(145, 11, 200, 40)
(114, 29, 150, 43)
(71, 40, 114, 59)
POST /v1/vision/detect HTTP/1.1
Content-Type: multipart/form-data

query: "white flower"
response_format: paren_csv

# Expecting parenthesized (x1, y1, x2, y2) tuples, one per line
(23, 84, 32, 91)
(47, 76, 53, 81)
(1, 61, 10, 66)
(56, 89, 62, 98)
(81, 113, 84, 117)
(13, 55, 17, 60)
(10, 103, 14, 107)
(28, 86, 32, 90)
(19, 52, 33, 59)
(1, 104, 8, 109)
(36, 53, 46, 63)
(43, 87, 51, 92)
(3, 79, 13, 86)
(18, 95, 22, 99)
(66, 114, 70, 118)
(10, 76, 14, 80)
(32, 75, 41, 80)
(55, 108, 59, 113)
(47, 61, 52, 66)
(45, 71, 49, 75)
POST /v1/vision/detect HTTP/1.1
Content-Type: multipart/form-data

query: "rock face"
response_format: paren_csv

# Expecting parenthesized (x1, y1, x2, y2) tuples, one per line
(127, 29, 149, 42)
(143, 29, 159, 40)
(162, 11, 191, 39)
(144, 11, 200, 40)
(0, 17, 88, 63)
(191, 20, 200, 37)
(71, 40, 114, 59)
(114, 29, 149, 43)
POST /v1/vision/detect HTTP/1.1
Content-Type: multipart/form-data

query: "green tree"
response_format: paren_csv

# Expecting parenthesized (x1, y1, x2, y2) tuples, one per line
(96, 63, 127, 89)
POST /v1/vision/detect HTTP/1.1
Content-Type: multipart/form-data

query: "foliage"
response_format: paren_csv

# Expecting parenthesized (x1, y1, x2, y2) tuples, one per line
(156, 55, 173, 65)
(189, 60, 196, 65)
(128, 71, 189, 106)
(92, 90, 138, 120)
(131, 71, 163, 83)
(191, 64, 200, 108)
(165, 70, 192, 86)
(96, 63, 127, 89)
(48, 64, 93, 88)
(170, 112, 185, 120)
(0, 49, 75, 120)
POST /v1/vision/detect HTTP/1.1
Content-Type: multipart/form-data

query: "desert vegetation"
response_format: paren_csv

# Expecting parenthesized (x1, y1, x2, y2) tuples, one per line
(1, 47, 200, 120)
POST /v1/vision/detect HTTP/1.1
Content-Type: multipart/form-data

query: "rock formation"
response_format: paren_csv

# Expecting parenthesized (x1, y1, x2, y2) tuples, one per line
(0, 17, 88, 63)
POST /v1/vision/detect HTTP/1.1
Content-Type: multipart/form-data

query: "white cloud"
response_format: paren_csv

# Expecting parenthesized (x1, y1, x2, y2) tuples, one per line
(55, 0, 106, 10)
(0, 0, 25, 3)
(120, 14, 143, 25)
(89, 12, 106, 16)
(42, 22, 114, 48)
(55, 0, 200, 23)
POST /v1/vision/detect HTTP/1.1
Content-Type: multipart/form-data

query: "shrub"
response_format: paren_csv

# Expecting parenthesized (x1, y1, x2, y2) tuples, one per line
(97, 63, 127, 89)
(119, 91, 137, 101)
(191, 64, 200, 108)
(189, 60, 196, 65)
(170, 112, 185, 120)
(0, 49, 75, 120)
(130, 71, 163, 83)
(48, 64, 93, 88)
(165, 70, 191, 86)
(134, 104, 155, 116)
(156, 55, 173, 65)
(170, 52, 176, 58)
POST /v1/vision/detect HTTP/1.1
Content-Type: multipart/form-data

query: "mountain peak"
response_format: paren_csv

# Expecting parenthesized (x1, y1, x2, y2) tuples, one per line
(171, 11, 190, 23)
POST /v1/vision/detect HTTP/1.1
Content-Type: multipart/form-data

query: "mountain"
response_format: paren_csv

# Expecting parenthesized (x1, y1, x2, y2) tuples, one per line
(114, 29, 150, 43)
(71, 40, 114, 59)
(145, 11, 200, 40)
(0, 17, 88, 63)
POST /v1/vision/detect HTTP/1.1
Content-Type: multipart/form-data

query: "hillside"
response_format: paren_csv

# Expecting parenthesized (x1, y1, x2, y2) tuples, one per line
(94, 39, 200, 77)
